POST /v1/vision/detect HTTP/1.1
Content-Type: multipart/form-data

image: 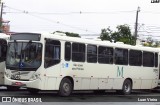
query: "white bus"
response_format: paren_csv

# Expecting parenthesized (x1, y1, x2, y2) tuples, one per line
(0, 33, 9, 86)
(4, 32, 159, 96)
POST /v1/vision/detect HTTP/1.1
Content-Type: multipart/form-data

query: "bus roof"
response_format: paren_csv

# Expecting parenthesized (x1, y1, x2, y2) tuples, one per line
(40, 32, 160, 53)
(0, 33, 10, 40)
(10, 32, 160, 53)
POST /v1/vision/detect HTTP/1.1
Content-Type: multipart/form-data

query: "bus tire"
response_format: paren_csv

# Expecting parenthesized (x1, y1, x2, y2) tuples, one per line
(121, 79, 132, 95)
(28, 88, 39, 94)
(58, 78, 73, 97)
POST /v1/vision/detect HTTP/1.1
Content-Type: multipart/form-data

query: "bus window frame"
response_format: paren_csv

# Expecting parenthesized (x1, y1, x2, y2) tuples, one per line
(44, 39, 61, 68)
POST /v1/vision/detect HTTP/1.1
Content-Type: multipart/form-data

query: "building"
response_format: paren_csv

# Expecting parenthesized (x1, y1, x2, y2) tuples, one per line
(0, 20, 10, 34)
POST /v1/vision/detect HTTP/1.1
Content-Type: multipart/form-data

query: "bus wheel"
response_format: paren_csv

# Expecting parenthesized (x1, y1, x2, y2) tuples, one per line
(28, 88, 39, 94)
(121, 79, 132, 95)
(58, 78, 73, 97)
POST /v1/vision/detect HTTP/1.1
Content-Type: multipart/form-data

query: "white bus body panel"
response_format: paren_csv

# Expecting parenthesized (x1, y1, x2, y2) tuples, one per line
(4, 32, 159, 91)
(0, 61, 5, 84)
(0, 33, 10, 85)
(5, 62, 159, 90)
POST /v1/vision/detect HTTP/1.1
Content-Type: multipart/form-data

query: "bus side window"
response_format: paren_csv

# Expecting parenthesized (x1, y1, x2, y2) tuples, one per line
(65, 42, 71, 61)
(44, 39, 61, 68)
(115, 48, 128, 65)
(72, 43, 85, 62)
(129, 50, 142, 66)
(87, 44, 97, 63)
(98, 46, 113, 64)
(155, 53, 158, 67)
(143, 51, 154, 67)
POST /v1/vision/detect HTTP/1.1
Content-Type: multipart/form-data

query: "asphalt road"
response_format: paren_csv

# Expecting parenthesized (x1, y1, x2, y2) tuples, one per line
(0, 87, 160, 105)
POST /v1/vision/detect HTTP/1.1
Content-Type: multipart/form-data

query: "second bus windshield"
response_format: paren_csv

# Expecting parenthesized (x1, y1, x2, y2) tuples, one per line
(0, 39, 7, 62)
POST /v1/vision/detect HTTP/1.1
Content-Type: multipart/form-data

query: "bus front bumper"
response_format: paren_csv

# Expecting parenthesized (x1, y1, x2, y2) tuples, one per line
(4, 76, 40, 89)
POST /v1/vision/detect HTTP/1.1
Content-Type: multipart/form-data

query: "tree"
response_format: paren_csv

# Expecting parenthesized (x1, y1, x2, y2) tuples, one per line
(143, 37, 160, 47)
(100, 24, 135, 45)
(110, 31, 120, 42)
(100, 27, 112, 41)
(146, 37, 153, 47)
(154, 41, 160, 47)
(114, 24, 135, 45)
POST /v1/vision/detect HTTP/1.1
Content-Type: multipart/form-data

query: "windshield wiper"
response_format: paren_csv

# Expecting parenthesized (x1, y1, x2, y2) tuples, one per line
(19, 42, 24, 69)
(19, 41, 32, 69)
(24, 40, 32, 51)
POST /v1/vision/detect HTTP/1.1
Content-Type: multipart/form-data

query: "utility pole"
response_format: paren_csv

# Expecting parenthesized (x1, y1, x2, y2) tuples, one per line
(0, 1, 4, 32)
(134, 7, 140, 45)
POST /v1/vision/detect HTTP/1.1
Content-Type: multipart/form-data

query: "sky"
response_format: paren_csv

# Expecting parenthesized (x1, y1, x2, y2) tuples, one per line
(2, 0, 160, 40)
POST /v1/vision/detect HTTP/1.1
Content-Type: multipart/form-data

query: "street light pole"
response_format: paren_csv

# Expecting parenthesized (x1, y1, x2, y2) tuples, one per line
(134, 7, 140, 45)
(0, 1, 4, 32)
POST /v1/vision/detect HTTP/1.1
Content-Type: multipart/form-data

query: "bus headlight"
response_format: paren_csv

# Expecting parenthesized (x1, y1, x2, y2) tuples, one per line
(5, 72, 11, 78)
(30, 74, 40, 80)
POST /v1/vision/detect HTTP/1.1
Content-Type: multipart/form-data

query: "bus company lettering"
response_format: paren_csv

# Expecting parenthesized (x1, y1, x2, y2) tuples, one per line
(117, 66, 123, 77)
(72, 64, 84, 70)
(151, 0, 160, 3)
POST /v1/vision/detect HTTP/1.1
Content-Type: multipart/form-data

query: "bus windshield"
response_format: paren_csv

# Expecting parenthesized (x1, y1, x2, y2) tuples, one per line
(6, 41, 42, 70)
(0, 39, 7, 62)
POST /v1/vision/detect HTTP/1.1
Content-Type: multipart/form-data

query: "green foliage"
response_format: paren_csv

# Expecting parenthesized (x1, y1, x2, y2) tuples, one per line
(100, 24, 135, 45)
(65, 32, 80, 37)
(153, 41, 160, 47)
(55, 31, 80, 37)
(100, 27, 112, 41)
(143, 38, 160, 47)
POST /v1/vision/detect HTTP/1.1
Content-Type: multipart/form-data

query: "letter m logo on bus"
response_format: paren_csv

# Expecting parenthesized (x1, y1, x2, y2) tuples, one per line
(117, 66, 124, 77)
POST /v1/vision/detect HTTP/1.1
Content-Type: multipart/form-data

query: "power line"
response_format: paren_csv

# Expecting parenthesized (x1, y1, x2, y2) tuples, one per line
(4, 5, 98, 34)
(138, 24, 160, 35)
(5, 5, 160, 35)
(144, 26, 160, 33)
(28, 14, 98, 34)
(141, 11, 160, 14)
(146, 26, 160, 28)
(5, 5, 136, 15)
